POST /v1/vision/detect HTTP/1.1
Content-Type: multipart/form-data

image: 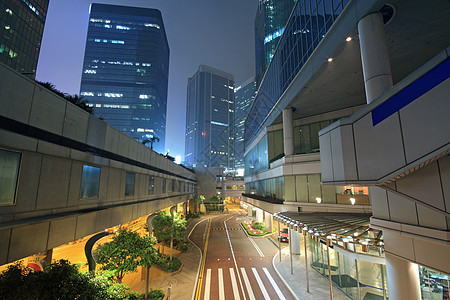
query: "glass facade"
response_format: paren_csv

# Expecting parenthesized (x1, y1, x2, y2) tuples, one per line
(185, 65, 235, 170)
(80, 165, 101, 199)
(420, 266, 450, 299)
(0, 0, 49, 76)
(294, 119, 337, 154)
(80, 4, 169, 153)
(255, 0, 297, 87)
(246, 0, 349, 147)
(244, 134, 268, 176)
(234, 78, 256, 170)
(0, 149, 21, 205)
(246, 177, 285, 200)
(268, 129, 284, 162)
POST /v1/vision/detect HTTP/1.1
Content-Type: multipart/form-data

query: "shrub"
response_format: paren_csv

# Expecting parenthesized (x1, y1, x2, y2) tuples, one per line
(153, 255, 182, 273)
(148, 289, 164, 300)
(252, 222, 266, 231)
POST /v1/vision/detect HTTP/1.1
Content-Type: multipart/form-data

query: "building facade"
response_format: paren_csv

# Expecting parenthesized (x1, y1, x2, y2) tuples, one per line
(0, 0, 49, 77)
(80, 4, 169, 154)
(234, 77, 256, 174)
(243, 0, 450, 299)
(185, 65, 235, 171)
(255, 0, 296, 87)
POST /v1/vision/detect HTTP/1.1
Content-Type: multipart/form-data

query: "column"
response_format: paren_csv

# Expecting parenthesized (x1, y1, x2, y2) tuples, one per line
(385, 253, 421, 300)
(358, 12, 393, 103)
(282, 107, 294, 156)
(290, 228, 301, 255)
(256, 208, 263, 223)
(247, 204, 253, 217)
(264, 212, 273, 233)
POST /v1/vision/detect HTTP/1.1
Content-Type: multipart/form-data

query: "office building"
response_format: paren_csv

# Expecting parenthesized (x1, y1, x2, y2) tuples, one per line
(234, 77, 256, 174)
(185, 65, 235, 170)
(243, 0, 450, 299)
(0, 0, 49, 77)
(255, 0, 296, 87)
(80, 3, 169, 153)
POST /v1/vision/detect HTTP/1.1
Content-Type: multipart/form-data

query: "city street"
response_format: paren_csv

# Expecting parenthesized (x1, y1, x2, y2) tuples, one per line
(190, 209, 294, 300)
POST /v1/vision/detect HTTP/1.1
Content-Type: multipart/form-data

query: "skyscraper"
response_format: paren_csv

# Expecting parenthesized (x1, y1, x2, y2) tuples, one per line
(80, 4, 169, 153)
(234, 77, 256, 173)
(0, 0, 49, 77)
(255, 0, 296, 87)
(185, 65, 235, 170)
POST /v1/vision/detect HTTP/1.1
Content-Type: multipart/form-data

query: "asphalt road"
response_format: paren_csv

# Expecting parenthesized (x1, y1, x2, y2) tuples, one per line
(190, 209, 294, 300)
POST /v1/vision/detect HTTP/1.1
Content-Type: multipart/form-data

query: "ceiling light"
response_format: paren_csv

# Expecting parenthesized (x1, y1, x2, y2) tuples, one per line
(327, 57, 333, 62)
(350, 198, 356, 205)
(346, 36, 352, 42)
(316, 197, 322, 203)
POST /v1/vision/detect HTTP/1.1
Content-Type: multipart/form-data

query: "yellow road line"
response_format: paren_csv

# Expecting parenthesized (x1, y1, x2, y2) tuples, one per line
(195, 218, 212, 300)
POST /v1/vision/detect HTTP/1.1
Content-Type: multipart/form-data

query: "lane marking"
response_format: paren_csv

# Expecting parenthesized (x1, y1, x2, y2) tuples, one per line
(195, 218, 212, 300)
(263, 267, 286, 300)
(218, 268, 225, 300)
(240, 268, 256, 300)
(224, 216, 247, 300)
(248, 237, 264, 257)
(204, 269, 211, 300)
(188, 218, 209, 300)
(229, 268, 241, 300)
(252, 268, 270, 300)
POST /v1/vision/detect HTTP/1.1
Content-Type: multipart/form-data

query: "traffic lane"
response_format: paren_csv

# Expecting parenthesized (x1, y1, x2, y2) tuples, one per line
(226, 216, 294, 300)
(188, 218, 210, 252)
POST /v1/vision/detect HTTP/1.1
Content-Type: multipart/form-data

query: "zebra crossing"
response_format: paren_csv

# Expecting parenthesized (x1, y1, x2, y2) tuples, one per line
(203, 267, 286, 300)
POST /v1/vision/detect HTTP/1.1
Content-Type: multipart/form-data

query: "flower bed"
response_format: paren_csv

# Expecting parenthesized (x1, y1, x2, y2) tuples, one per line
(241, 221, 268, 236)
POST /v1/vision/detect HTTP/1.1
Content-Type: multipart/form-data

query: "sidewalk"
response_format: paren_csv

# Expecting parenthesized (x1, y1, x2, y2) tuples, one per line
(272, 238, 350, 300)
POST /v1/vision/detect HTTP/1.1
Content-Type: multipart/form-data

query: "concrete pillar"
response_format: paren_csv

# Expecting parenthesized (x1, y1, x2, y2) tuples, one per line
(385, 253, 421, 300)
(264, 212, 273, 233)
(282, 107, 294, 156)
(290, 228, 301, 255)
(358, 12, 393, 103)
(256, 209, 263, 223)
(247, 204, 253, 217)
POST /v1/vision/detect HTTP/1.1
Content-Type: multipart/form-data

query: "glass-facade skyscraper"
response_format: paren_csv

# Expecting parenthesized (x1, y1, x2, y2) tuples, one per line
(234, 77, 256, 173)
(185, 65, 235, 170)
(0, 0, 49, 77)
(80, 4, 169, 153)
(255, 0, 296, 87)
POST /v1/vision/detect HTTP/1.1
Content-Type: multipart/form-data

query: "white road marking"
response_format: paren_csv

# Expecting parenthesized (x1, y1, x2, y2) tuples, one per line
(230, 268, 241, 300)
(224, 217, 247, 300)
(204, 268, 211, 300)
(240, 268, 256, 300)
(218, 268, 225, 300)
(252, 267, 270, 300)
(263, 267, 286, 300)
(248, 237, 264, 257)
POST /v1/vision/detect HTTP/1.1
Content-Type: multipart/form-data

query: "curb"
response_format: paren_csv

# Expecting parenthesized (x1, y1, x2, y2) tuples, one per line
(272, 247, 300, 300)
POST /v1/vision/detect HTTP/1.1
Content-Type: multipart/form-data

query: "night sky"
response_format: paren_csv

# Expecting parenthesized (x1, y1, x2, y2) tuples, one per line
(36, 0, 259, 159)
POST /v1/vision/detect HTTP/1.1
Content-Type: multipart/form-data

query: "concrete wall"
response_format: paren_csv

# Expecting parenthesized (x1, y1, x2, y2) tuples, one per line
(0, 63, 196, 264)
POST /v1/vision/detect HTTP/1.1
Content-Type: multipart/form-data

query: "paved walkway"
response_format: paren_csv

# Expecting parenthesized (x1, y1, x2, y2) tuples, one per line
(272, 237, 350, 300)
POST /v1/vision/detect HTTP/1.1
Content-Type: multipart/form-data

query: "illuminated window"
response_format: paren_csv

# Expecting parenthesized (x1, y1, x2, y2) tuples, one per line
(84, 69, 96, 74)
(125, 173, 135, 196)
(80, 165, 100, 199)
(144, 23, 160, 29)
(0, 149, 21, 205)
(81, 92, 94, 96)
(104, 93, 123, 98)
(116, 25, 130, 30)
(111, 40, 124, 44)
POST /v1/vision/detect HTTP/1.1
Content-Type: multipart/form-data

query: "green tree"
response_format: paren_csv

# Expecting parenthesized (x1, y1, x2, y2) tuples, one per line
(139, 235, 158, 300)
(192, 194, 205, 213)
(209, 195, 221, 203)
(142, 135, 160, 150)
(0, 260, 139, 299)
(153, 211, 187, 261)
(94, 229, 143, 283)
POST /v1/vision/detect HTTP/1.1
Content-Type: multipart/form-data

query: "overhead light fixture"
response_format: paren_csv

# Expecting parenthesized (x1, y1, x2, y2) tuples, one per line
(350, 198, 356, 205)
(327, 57, 333, 62)
(346, 36, 352, 42)
(316, 197, 322, 203)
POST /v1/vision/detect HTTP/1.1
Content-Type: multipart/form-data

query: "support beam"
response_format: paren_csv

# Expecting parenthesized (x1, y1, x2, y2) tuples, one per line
(290, 228, 301, 255)
(264, 212, 273, 233)
(385, 253, 421, 300)
(282, 107, 294, 156)
(358, 12, 393, 103)
(256, 208, 263, 223)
